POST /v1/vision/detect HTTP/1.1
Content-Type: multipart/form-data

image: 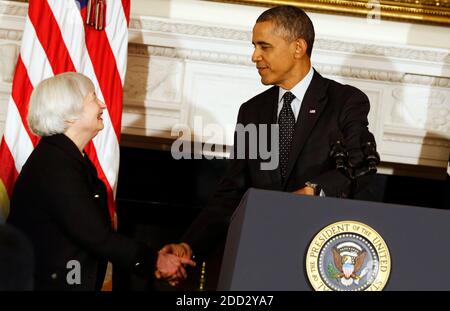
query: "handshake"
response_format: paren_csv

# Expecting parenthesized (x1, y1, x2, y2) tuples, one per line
(154, 242, 196, 286)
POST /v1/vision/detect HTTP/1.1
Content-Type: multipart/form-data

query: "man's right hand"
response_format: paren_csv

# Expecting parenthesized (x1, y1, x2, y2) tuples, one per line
(160, 242, 193, 259)
(155, 251, 195, 286)
(156, 243, 195, 286)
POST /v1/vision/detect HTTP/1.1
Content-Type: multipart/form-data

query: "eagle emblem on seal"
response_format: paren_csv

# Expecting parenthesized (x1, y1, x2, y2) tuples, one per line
(332, 242, 368, 286)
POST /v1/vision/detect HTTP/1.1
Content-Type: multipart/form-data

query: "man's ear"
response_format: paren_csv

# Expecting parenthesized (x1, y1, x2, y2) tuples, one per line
(294, 38, 308, 58)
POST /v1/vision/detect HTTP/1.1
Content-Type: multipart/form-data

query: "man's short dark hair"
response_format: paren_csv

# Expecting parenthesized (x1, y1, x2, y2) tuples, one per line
(256, 5, 315, 57)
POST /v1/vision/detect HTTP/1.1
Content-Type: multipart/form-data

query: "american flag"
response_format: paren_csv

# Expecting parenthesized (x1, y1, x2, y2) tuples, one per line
(0, 0, 130, 223)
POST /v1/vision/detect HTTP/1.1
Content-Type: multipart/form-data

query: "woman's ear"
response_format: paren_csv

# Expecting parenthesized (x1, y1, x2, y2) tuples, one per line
(65, 119, 76, 125)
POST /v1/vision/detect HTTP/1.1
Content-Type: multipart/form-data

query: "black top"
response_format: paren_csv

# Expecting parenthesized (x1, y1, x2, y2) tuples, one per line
(8, 134, 156, 290)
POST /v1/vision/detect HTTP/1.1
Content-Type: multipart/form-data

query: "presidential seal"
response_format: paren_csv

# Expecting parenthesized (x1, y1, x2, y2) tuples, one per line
(306, 221, 391, 291)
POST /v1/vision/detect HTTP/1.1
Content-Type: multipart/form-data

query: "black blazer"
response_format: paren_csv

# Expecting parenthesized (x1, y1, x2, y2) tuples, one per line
(183, 70, 372, 257)
(8, 134, 155, 290)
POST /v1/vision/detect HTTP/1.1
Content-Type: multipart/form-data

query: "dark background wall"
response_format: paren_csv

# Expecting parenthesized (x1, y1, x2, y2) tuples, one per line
(114, 146, 449, 290)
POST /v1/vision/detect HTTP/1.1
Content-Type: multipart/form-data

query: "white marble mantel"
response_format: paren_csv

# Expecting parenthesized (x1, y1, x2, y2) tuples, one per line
(0, 0, 449, 179)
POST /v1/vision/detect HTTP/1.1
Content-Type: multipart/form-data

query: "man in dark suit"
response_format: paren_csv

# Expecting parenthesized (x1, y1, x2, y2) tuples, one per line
(162, 5, 374, 288)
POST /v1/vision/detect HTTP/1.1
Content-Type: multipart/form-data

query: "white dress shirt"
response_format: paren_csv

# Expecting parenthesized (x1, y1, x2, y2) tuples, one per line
(276, 66, 325, 196)
(277, 66, 314, 121)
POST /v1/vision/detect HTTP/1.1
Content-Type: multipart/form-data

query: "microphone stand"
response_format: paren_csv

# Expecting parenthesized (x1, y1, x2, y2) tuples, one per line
(329, 132, 380, 198)
(329, 140, 348, 174)
(351, 139, 380, 197)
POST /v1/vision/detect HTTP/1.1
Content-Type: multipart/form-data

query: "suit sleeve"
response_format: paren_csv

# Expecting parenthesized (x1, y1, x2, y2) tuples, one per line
(182, 104, 250, 258)
(44, 169, 157, 277)
(311, 88, 371, 197)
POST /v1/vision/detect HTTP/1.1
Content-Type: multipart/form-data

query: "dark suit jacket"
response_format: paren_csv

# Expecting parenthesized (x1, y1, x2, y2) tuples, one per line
(8, 134, 156, 290)
(183, 70, 372, 258)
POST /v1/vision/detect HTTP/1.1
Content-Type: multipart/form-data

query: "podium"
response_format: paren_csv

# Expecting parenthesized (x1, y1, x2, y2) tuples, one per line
(217, 188, 450, 290)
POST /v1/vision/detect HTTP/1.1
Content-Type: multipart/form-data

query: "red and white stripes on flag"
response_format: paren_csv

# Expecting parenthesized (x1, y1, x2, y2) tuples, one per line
(0, 0, 131, 223)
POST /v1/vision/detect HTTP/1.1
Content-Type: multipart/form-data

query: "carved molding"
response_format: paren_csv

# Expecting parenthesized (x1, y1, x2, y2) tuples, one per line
(0, 1, 27, 17)
(314, 39, 450, 64)
(0, 43, 18, 82)
(315, 64, 450, 87)
(127, 44, 450, 87)
(383, 134, 450, 147)
(124, 55, 184, 104)
(128, 43, 251, 66)
(403, 74, 450, 87)
(390, 88, 450, 134)
(0, 28, 22, 41)
(129, 18, 251, 42)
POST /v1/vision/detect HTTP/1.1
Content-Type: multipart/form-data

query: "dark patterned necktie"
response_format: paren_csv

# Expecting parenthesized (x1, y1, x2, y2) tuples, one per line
(278, 91, 296, 179)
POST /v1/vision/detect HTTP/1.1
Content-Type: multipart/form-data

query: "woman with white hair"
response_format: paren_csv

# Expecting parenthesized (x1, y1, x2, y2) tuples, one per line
(7, 72, 194, 290)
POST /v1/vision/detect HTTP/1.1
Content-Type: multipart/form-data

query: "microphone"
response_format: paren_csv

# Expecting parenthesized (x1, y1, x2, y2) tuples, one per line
(329, 131, 349, 177)
(359, 131, 380, 175)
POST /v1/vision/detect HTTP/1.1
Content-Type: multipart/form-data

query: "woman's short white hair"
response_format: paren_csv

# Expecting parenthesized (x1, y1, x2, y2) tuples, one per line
(27, 72, 95, 137)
